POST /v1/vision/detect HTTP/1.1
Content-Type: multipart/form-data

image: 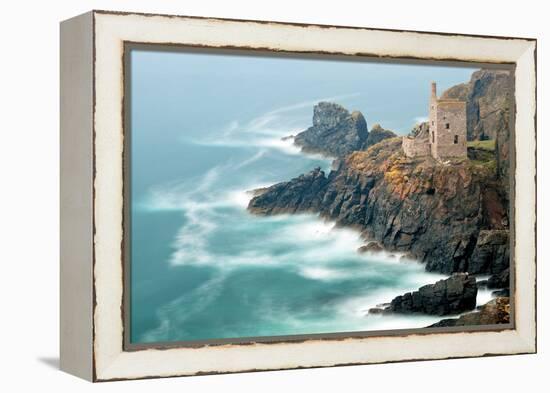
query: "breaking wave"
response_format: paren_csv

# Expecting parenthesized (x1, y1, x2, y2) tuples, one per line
(186, 94, 360, 158)
(134, 97, 450, 343)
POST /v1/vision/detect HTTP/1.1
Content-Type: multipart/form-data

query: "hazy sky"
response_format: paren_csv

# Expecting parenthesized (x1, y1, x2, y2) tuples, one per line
(130, 48, 480, 193)
(130, 48, 479, 137)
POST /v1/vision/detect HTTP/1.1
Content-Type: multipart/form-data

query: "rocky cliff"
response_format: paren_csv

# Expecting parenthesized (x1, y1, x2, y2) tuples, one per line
(293, 102, 369, 157)
(293, 103, 397, 158)
(441, 69, 513, 206)
(248, 69, 512, 326)
(441, 69, 513, 142)
(249, 137, 509, 275)
(362, 124, 397, 150)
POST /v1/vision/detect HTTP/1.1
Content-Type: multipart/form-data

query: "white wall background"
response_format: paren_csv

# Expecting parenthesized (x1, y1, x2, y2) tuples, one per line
(0, 0, 546, 391)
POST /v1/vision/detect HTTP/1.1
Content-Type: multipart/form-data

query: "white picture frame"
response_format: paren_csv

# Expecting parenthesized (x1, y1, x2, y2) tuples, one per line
(60, 10, 536, 382)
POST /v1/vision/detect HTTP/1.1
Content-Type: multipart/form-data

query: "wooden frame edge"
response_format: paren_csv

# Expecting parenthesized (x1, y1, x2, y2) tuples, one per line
(60, 10, 538, 381)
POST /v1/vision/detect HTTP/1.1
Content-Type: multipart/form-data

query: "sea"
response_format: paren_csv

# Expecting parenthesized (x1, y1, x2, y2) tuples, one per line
(129, 48, 486, 343)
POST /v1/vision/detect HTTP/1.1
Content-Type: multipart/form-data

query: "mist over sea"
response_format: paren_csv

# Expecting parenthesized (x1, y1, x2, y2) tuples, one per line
(130, 49, 479, 343)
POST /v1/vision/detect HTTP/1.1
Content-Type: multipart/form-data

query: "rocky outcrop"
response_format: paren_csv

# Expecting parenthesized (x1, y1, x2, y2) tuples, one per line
(248, 69, 511, 325)
(248, 167, 329, 215)
(428, 297, 510, 327)
(441, 69, 513, 207)
(357, 241, 384, 254)
(249, 137, 508, 274)
(293, 102, 369, 157)
(468, 230, 509, 274)
(487, 268, 510, 289)
(362, 124, 397, 150)
(441, 69, 513, 142)
(369, 274, 478, 316)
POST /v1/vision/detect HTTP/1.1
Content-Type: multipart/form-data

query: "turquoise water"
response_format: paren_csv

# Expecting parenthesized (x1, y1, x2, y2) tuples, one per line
(130, 49, 477, 343)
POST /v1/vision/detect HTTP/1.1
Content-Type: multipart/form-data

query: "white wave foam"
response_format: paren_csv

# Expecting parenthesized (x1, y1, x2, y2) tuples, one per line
(139, 165, 224, 212)
(233, 149, 267, 169)
(225, 189, 254, 208)
(141, 273, 228, 342)
(476, 287, 496, 307)
(339, 290, 406, 317)
(300, 267, 343, 280)
(187, 94, 360, 158)
(146, 176, 443, 290)
(254, 285, 444, 335)
(279, 219, 336, 240)
(169, 206, 218, 265)
(255, 137, 302, 156)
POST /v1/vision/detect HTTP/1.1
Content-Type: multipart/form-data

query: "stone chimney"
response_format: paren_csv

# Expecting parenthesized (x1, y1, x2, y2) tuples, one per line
(431, 82, 437, 99)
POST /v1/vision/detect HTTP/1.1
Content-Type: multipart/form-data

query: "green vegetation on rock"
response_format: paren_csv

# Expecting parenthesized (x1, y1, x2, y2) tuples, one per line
(467, 139, 496, 151)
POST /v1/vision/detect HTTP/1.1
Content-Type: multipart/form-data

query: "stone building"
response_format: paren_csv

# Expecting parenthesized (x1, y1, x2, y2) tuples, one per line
(403, 82, 467, 160)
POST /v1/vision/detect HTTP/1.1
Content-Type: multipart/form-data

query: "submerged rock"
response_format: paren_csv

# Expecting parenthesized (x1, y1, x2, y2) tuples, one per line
(428, 297, 510, 327)
(367, 307, 385, 315)
(370, 274, 478, 316)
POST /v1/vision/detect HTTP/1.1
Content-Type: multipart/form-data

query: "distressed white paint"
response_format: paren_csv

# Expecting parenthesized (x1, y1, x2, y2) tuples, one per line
(90, 11, 536, 381)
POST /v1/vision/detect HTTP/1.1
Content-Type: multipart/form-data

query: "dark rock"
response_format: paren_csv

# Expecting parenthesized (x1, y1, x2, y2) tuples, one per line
(247, 186, 270, 198)
(249, 137, 509, 274)
(428, 297, 510, 327)
(249, 69, 511, 275)
(331, 158, 344, 172)
(248, 167, 328, 215)
(294, 102, 369, 157)
(382, 274, 478, 316)
(439, 83, 470, 104)
(441, 69, 513, 142)
(441, 69, 513, 207)
(487, 268, 510, 289)
(468, 230, 509, 274)
(357, 241, 384, 254)
(362, 124, 397, 150)
(428, 318, 460, 327)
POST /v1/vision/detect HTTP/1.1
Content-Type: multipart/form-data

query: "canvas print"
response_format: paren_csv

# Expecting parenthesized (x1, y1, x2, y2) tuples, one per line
(127, 47, 513, 345)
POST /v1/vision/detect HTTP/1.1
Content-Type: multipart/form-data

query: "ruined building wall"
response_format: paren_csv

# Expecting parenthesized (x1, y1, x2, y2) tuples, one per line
(429, 82, 438, 158)
(432, 101, 467, 159)
(402, 136, 430, 157)
(402, 81, 467, 160)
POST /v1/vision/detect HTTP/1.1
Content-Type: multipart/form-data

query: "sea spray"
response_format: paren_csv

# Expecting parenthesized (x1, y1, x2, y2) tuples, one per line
(130, 74, 473, 342)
